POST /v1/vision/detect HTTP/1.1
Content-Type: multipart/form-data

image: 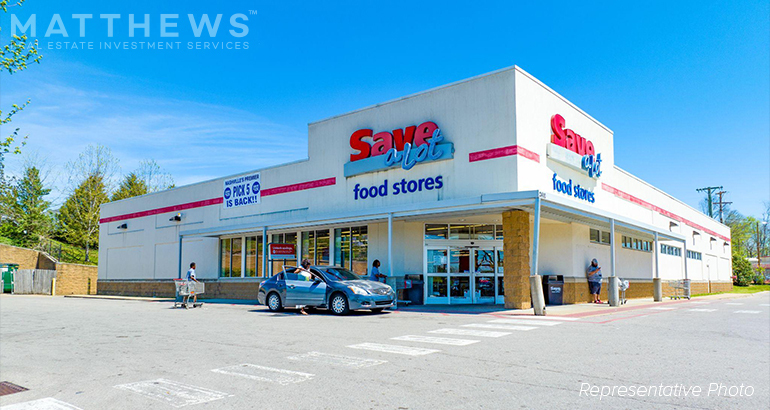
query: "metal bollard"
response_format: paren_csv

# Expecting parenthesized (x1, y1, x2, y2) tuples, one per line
(653, 277, 662, 302)
(529, 275, 546, 316)
(51, 278, 56, 296)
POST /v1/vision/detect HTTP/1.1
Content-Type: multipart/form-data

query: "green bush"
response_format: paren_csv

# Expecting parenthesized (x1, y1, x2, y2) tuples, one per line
(755, 271, 768, 285)
(732, 254, 754, 286)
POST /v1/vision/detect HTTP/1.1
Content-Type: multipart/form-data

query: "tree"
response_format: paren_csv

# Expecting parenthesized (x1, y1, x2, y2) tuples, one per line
(111, 173, 149, 201)
(58, 174, 109, 262)
(57, 145, 118, 261)
(732, 252, 754, 287)
(0, 0, 43, 173)
(0, 165, 52, 246)
(137, 159, 174, 192)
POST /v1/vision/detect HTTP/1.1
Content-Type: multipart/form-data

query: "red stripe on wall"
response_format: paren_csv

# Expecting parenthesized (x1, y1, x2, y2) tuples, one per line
(99, 177, 337, 224)
(601, 183, 730, 242)
(262, 177, 336, 197)
(469, 145, 540, 163)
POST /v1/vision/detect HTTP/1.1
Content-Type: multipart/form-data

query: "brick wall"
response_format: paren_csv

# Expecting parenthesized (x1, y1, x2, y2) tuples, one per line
(55, 263, 98, 295)
(502, 210, 532, 309)
(97, 279, 264, 300)
(0, 244, 56, 270)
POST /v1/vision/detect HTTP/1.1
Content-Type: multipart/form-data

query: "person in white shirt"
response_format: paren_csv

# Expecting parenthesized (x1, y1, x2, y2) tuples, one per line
(185, 262, 199, 308)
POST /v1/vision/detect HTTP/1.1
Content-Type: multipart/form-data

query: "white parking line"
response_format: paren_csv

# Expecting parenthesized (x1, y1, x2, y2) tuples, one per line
(211, 364, 314, 385)
(734, 310, 762, 314)
(688, 308, 717, 312)
(725, 303, 744, 305)
(115, 379, 230, 408)
(501, 315, 580, 321)
(391, 335, 480, 346)
(286, 351, 387, 368)
(0, 398, 83, 410)
(429, 328, 511, 338)
(348, 343, 440, 356)
(648, 307, 677, 310)
(462, 323, 538, 331)
(760, 304, 770, 307)
(689, 301, 710, 305)
(488, 319, 561, 326)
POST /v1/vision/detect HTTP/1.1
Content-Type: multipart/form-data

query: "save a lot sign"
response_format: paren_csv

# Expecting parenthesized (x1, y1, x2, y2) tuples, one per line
(344, 121, 454, 177)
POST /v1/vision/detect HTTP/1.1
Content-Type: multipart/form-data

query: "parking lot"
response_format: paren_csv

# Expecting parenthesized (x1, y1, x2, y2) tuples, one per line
(1, 292, 768, 410)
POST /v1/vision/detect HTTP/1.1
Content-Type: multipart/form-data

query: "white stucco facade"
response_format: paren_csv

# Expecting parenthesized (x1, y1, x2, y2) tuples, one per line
(98, 66, 732, 303)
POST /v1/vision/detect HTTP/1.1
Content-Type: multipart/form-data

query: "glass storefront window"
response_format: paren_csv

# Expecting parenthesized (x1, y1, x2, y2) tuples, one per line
(301, 231, 315, 264)
(450, 248, 470, 273)
(351, 226, 368, 275)
(495, 224, 503, 240)
(497, 277, 505, 296)
(497, 250, 504, 274)
(271, 232, 298, 276)
(449, 225, 472, 240)
(427, 249, 448, 273)
(473, 225, 495, 240)
(428, 276, 447, 297)
(425, 224, 448, 240)
(231, 238, 242, 277)
(450, 276, 470, 298)
(245, 236, 262, 277)
(334, 227, 351, 270)
(474, 250, 495, 273)
(316, 230, 330, 265)
(220, 238, 231, 277)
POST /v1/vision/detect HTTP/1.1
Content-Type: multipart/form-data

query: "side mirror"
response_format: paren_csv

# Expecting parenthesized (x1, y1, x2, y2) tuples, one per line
(313, 278, 322, 284)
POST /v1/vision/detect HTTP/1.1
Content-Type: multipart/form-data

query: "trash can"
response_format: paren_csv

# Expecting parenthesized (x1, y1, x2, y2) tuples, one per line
(1, 264, 18, 293)
(405, 275, 424, 305)
(542, 274, 564, 305)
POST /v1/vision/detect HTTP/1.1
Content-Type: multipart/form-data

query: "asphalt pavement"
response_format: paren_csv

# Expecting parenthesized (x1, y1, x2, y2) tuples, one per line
(0, 292, 768, 410)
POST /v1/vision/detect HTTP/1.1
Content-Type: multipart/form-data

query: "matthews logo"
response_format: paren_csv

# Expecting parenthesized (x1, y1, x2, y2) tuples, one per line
(344, 121, 454, 178)
(11, 13, 252, 51)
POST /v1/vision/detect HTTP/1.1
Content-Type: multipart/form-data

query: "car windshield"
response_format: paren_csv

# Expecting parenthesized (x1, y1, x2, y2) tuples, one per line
(322, 267, 362, 281)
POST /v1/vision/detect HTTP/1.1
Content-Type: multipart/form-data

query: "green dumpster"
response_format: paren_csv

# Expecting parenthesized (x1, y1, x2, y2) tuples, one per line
(1, 263, 18, 293)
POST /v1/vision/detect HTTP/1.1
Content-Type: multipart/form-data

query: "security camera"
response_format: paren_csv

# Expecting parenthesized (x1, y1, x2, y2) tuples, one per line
(169, 213, 182, 222)
(117, 223, 128, 230)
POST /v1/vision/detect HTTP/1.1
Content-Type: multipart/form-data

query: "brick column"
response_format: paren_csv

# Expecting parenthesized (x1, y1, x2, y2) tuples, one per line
(502, 210, 531, 309)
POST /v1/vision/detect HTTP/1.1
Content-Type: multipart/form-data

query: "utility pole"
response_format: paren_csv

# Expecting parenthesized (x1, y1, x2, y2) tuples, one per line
(714, 190, 732, 223)
(696, 186, 722, 219)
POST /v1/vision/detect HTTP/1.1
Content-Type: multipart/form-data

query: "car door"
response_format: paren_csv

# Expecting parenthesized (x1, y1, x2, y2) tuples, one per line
(283, 271, 307, 307)
(304, 269, 328, 306)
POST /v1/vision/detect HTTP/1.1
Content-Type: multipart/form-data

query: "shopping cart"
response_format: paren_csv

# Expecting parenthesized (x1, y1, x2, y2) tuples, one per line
(668, 279, 691, 300)
(174, 279, 205, 308)
(619, 279, 630, 305)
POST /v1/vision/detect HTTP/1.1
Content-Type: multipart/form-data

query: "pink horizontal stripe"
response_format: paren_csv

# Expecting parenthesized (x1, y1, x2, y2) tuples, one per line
(262, 177, 336, 196)
(469, 145, 540, 163)
(602, 183, 730, 242)
(100, 177, 337, 224)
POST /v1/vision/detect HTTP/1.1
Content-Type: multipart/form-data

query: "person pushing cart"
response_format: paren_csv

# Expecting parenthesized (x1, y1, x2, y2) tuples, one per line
(174, 262, 205, 309)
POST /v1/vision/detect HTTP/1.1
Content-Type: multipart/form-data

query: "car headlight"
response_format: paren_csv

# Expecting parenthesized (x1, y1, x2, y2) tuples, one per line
(348, 286, 370, 295)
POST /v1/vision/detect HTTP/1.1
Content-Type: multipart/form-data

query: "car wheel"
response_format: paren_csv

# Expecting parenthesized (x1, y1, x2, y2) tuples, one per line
(330, 293, 350, 315)
(371, 308, 385, 314)
(267, 293, 283, 312)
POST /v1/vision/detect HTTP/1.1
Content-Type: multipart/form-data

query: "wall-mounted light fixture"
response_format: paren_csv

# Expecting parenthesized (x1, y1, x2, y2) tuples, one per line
(117, 223, 128, 230)
(169, 213, 182, 222)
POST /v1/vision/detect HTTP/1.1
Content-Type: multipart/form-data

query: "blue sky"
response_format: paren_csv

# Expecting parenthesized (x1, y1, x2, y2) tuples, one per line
(1, 0, 768, 218)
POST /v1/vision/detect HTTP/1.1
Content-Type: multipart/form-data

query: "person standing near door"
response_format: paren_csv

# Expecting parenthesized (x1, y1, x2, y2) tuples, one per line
(586, 258, 603, 304)
(294, 259, 313, 315)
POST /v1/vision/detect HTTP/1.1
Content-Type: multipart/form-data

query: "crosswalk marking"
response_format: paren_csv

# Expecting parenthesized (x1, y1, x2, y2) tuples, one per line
(501, 315, 580, 321)
(390, 335, 480, 346)
(648, 307, 676, 310)
(0, 398, 83, 410)
(286, 351, 387, 368)
(760, 304, 770, 307)
(734, 310, 762, 314)
(725, 303, 744, 305)
(115, 379, 231, 408)
(429, 328, 511, 338)
(488, 318, 561, 326)
(689, 301, 710, 305)
(688, 308, 717, 312)
(462, 323, 537, 331)
(211, 364, 314, 385)
(347, 343, 440, 356)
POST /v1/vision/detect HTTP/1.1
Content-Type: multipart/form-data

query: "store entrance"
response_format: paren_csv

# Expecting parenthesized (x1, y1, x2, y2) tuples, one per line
(425, 242, 505, 305)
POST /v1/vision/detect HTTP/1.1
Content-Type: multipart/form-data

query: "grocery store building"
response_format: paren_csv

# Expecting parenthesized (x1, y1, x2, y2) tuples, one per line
(97, 66, 732, 307)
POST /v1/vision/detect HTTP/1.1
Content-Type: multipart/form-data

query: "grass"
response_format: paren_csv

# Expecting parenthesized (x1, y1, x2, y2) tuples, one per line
(1, 236, 98, 266)
(693, 284, 770, 297)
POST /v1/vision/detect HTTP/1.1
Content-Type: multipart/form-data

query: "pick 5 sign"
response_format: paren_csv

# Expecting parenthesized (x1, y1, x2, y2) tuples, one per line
(223, 172, 261, 208)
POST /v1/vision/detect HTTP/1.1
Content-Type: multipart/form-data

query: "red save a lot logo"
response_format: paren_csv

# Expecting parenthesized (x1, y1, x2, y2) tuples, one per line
(349, 121, 439, 161)
(550, 114, 596, 156)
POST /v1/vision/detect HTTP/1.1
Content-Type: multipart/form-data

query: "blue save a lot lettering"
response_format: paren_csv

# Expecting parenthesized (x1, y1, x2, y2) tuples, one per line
(354, 176, 444, 200)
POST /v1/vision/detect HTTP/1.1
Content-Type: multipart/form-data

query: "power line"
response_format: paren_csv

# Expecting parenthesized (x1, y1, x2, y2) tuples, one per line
(696, 186, 722, 219)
